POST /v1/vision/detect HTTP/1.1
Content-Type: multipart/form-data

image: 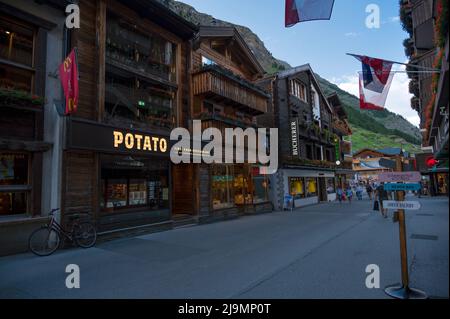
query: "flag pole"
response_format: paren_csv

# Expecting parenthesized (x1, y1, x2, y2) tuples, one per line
(346, 53, 441, 72)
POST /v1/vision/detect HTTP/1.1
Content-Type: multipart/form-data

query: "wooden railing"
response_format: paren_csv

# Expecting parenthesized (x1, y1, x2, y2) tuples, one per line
(192, 67, 269, 114)
(333, 119, 352, 136)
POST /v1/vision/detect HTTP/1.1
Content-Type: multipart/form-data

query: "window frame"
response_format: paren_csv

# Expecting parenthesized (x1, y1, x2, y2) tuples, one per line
(0, 13, 37, 94)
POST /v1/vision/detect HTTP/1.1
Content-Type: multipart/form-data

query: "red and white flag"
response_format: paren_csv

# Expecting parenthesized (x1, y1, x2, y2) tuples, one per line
(285, 0, 335, 27)
(359, 71, 394, 111)
(349, 54, 396, 111)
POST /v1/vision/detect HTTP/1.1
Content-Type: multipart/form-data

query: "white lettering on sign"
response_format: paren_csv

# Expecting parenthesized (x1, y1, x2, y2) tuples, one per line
(291, 121, 298, 156)
(379, 172, 421, 183)
(384, 201, 421, 211)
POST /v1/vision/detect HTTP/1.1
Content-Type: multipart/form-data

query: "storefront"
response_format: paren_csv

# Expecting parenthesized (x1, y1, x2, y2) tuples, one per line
(278, 168, 336, 208)
(198, 163, 271, 223)
(65, 118, 173, 234)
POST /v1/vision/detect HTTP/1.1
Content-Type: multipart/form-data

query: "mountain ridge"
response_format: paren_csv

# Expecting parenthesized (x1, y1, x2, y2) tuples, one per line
(159, 0, 421, 151)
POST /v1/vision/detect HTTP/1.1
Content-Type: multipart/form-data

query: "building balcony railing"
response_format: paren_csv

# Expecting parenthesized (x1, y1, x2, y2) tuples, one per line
(333, 119, 352, 136)
(192, 65, 269, 115)
(0, 88, 44, 112)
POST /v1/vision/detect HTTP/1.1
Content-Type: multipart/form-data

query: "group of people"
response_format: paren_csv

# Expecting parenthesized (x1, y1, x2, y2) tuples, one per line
(335, 181, 391, 219)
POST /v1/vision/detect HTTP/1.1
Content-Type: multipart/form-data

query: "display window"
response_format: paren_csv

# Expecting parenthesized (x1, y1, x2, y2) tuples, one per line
(234, 165, 252, 205)
(100, 155, 169, 213)
(212, 165, 235, 210)
(251, 167, 269, 204)
(289, 177, 305, 199)
(0, 152, 30, 216)
(327, 178, 336, 194)
(306, 178, 318, 197)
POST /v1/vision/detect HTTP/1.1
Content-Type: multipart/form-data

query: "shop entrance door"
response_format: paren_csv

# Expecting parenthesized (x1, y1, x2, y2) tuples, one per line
(172, 164, 196, 219)
(318, 177, 328, 202)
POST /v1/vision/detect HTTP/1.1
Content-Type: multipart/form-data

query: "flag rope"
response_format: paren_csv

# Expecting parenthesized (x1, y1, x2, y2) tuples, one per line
(347, 53, 440, 71)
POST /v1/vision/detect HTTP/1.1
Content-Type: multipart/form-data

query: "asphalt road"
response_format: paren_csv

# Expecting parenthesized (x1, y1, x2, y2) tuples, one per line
(0, 195, 448, 299)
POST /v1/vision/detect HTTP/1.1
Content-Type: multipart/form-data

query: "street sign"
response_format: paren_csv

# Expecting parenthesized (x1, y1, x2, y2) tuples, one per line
(379, 171, 421, 183)
(384, 201, 421, 211)
(384, 183, 421, 191)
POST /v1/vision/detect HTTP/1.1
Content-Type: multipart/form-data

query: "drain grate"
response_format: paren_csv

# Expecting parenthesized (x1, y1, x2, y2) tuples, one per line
(416, 214, 434, 217)
(411, 234, 439, 241)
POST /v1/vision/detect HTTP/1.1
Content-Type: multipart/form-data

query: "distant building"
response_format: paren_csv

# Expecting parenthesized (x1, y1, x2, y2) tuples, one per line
(353, 148, 414, 182)
(258, 64, 347, 209)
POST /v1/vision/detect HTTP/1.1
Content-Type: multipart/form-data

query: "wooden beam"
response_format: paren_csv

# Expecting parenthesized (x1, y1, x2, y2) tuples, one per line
(96, 0, 106, 122)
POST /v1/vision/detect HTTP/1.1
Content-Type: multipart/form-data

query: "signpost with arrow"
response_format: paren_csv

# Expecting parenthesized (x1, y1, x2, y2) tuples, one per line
(383, 157, 427, 299)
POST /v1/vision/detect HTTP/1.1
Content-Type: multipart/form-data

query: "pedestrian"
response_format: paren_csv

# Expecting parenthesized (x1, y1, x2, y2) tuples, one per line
(356, 184, 364, 200)
(375, 182, 390, 218)
(366, 183, 373, 200)
(336, 186, 343, 204)
(346, 186, 353, 204)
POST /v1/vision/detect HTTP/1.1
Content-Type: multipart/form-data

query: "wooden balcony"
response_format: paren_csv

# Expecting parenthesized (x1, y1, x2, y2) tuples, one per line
(333, 119, 352, 136)
(192, 65, 269, 115)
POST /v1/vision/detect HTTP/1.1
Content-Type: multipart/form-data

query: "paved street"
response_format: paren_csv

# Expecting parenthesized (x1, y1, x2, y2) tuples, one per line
(0, 196, 448, 299)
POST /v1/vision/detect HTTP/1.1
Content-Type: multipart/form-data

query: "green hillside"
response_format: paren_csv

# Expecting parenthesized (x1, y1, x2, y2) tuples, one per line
(350, 126, 421, 154)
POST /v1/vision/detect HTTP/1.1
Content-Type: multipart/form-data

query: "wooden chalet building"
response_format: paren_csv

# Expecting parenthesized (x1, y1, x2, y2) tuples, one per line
(327, 92, 354, 189)
(62, 0, 198, 236)
(258, 64, 339, 210)
(182, 26, 272, 223)
(0, 0, 69, 255)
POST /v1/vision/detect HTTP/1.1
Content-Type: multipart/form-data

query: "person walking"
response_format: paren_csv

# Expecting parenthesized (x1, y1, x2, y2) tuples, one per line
(375, 182, 390, 218)
(356, 184, 364, 200)
(366, 183, 374, 200)
(346, 185, 353, 204)
(336, 186, 344, 204)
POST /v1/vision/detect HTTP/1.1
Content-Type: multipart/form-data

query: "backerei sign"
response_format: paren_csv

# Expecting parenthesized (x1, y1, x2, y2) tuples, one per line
(291, 119, 299, 157)
(66, 119, 171, 156)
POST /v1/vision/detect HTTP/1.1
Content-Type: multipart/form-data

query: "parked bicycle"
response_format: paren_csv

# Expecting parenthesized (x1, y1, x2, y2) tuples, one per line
(29, 208, 97, 256)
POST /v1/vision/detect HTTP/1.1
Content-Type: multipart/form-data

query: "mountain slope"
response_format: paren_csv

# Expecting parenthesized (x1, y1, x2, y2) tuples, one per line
(160, 0, 421, 151)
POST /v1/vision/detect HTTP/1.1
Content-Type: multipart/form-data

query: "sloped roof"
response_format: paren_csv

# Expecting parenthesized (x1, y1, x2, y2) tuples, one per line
(377, 148, 403, 155)
(277, 64, 333, 114)
(359, 160, 388, 170)
(196, 26, 265, 76)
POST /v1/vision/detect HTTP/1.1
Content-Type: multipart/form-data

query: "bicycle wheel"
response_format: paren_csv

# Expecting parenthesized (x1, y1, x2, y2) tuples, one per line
(73, 222, 97, 248)
(29, 227, 60, 256)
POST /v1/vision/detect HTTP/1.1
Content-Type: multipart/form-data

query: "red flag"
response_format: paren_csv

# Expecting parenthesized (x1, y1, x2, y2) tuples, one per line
(59, 48, 79, 115)
(286, 0, 335, 27)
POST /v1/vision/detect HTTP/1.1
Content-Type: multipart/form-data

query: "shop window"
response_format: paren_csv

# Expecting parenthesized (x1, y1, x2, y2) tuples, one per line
(100, 155, 169, 213)
(289, 177, 305, 199)
(306, 178, 318, 197)
(0, 15, 35, 93)
(252, 172, 269, 204)
(212, 165, 235, 210)
(0, 152, 30, 216)
(327, 178, 336, 194)
(234, 165, 252, 205)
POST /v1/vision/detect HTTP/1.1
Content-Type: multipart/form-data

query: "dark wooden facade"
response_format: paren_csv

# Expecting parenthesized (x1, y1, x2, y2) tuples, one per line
(188, 26, 272, 222)
(62, 0, 197, 233)
(0, 2, 56, 217)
